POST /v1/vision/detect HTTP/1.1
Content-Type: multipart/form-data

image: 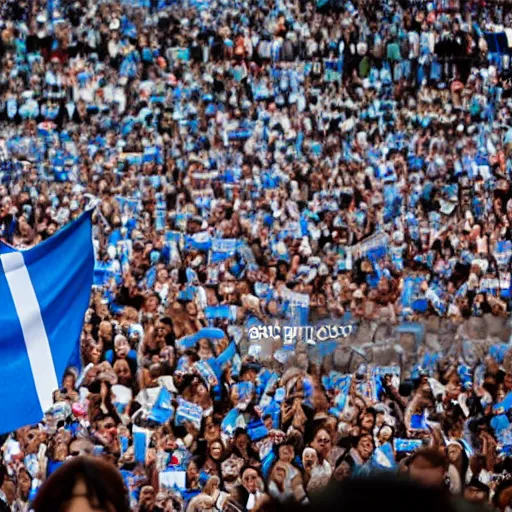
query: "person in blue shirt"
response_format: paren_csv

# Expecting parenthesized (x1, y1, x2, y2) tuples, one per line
(104, 334, 138, 376)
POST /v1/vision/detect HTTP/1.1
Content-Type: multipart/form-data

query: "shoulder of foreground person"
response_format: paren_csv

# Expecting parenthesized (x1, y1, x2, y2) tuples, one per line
(298, 476, 490, 512)
(451, 499, 493, 512)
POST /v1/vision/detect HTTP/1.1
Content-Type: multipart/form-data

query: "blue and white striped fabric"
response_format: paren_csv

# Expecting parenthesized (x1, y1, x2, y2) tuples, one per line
(115, 196, 141, 221)
(204, 305, 238, 321)
(193, 360, 218, 387)
(149, 387, 174, 424)
(185, 232, 212, 252)
(496, 241, 512, 268)
(371, 442, 396, 470)
(175, 398, 203, 430)
(0, 211, 94, 434)
(209, 238, 241, 263)
(394, 439, 423, 453)
(93, 260, 117, 287)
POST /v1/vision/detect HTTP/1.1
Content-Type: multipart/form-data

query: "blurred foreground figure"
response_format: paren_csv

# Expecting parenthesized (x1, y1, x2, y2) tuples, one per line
(306, 476, 457, 512)
(32, 456, 130, 512)
(256, 475, 489, 512)
(406, 448, 449, 490)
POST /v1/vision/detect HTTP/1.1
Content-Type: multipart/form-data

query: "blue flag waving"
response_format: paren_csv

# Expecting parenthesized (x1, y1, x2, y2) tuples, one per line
(0, 210, 94, 434)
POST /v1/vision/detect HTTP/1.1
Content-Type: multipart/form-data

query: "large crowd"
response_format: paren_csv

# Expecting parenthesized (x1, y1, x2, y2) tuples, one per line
(4, 0, 512, 510)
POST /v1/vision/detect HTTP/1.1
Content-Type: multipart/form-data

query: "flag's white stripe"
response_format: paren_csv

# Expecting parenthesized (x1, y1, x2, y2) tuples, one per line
(1, 252, 58, 413)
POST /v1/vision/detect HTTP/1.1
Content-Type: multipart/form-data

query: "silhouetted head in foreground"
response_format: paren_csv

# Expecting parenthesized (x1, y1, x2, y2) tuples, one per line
(32, 455, 130, 512)
(406, 447, 449, 489)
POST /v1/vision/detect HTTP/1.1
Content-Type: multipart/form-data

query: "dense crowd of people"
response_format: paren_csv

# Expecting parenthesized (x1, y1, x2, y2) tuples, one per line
(4, 0, 512, 510)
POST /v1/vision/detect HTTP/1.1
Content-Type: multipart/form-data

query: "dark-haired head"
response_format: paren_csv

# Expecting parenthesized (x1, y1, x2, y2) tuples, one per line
(275, 440, 296, 464)
(32, 456, 130, 512)
(493, 478, 512, 510)
(408, 448, 448, 470)
(309, 427, 332, 461)
(407, 448, 449, 490)
(304, 475, 457, 512)
(464, 477, 489, 505)
(233, 427, 250, 440)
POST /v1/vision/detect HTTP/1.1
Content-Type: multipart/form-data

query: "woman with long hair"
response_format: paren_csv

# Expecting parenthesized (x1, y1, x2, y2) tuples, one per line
(14, 467, 32, 512)
(201, 439, 227, 479)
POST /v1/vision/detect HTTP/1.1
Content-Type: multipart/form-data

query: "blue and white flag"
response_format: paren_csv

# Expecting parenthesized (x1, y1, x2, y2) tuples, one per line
(209, 238, 241, 263)
(494, 392, 512, 415)
(115, 196, 141, 223)
(495, 241, 512, 267)
(246, 418, 268, 441)
(175, 398, 203, 430)
(351, 233, 390, 261)
(371, 442, 396, 470)
(93, 260, 117, 287)
(204, 305, 238, 321)
(0, 211, 94, 434)
(221, 407, 240, 435)
(394, 438, 423, 453)
(280, 288, 309, 326)
(133, 425, 150, 464)
(193, 360, 218, 388)
(148, 387, 174, 424)
(185, 232, 212, 252)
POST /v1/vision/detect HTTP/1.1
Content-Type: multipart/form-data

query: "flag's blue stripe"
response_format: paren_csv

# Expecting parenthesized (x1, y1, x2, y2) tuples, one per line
(0, 211, 94, 433)
(24, 212, 94, 378)
(0, 269, 42, 431)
